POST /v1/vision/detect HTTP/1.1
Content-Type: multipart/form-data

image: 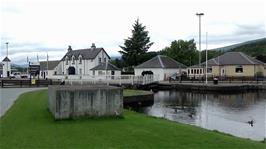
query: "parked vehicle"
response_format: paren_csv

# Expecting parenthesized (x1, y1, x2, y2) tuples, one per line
(11, 72, 21, 78)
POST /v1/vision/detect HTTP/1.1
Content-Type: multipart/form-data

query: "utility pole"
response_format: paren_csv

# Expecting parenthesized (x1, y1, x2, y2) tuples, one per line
(205, 32, 208, 84)
(5, 42, 9, 77)
(196, 13, 204, 66)
(5, 42, 8, 57)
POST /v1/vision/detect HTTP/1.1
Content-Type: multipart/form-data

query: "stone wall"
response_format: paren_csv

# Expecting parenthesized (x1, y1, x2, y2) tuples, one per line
(48, 85, 123, 120)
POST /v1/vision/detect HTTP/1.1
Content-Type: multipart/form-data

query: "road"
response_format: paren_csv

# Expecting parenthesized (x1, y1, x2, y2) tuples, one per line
(0, 87, 47, 117)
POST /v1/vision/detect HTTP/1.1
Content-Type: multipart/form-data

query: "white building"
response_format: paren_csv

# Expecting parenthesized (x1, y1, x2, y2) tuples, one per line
(40, 60, 60, 79)
(134, 55, 187, 81)
(90, 62, 121, 76)
(56, 43, 121, 76)
(2, 57, 11, 77)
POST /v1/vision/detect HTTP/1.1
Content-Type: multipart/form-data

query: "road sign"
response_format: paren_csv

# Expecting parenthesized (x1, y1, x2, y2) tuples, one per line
(29, 64, 40, 76)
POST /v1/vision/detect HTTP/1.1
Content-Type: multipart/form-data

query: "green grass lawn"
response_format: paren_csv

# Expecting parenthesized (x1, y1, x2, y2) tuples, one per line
(123, 89, 153, 97)
(0, 90, 265, 149)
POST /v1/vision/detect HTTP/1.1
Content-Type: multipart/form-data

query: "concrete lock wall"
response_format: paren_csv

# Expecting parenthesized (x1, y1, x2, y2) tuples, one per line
(48, 85, 123, 120)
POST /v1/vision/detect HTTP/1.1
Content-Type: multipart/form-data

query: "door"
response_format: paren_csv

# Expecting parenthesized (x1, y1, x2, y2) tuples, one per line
(68, 67, 76, 75)
(220, 67, 225, 76)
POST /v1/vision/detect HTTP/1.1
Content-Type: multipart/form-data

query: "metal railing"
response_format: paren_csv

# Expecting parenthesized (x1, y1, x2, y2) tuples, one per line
(50, 74, 159, 85)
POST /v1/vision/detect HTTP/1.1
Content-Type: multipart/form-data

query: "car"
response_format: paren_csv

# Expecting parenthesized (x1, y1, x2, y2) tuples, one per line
(11, 72, 21, 78)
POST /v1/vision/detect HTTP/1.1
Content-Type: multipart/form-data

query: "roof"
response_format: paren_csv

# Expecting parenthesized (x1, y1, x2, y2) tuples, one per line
(190, 59, 218, 68)
(61, 47, 110, 61)
(40, 60, 60, 70)
(135, 55, 187, 69)
(90, 62, 120, 71)
(190, 52, 266, 68)
(2, 57, 11, 62)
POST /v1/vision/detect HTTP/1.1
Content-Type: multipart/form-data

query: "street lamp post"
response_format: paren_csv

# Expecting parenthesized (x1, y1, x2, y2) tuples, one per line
(205, 32, 208, 84)
(5, 42, 9, 77)
(196, 13, 204, 66)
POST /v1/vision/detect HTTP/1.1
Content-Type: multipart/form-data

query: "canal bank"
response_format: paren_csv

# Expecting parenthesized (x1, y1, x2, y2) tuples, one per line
(123, 89, 154, 107)
(155, 82, 266, 92)
(1, 90, 265, 149)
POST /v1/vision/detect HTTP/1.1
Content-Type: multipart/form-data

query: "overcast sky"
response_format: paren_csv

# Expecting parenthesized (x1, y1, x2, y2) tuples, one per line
(1, 0, 265, 64)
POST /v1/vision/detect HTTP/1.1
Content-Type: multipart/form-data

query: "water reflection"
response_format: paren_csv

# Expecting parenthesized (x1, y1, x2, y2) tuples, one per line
(138, 90, 266, 141)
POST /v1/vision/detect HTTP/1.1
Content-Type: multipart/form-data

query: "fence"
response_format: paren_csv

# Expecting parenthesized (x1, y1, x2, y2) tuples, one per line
(50, 74, 159, 85)
(170, 75, 266, 84)
(0, 79, 61, 88)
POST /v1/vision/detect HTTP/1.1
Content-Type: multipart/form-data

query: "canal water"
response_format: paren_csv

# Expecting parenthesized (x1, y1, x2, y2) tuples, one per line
(137, 90, 266, 141)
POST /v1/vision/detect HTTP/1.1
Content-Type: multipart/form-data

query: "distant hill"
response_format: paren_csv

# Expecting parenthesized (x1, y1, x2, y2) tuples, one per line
(210, 38, 266, 56)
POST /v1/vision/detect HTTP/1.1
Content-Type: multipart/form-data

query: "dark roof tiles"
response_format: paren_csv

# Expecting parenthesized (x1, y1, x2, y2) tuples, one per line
(2, 57, 11, 62)
(190, 52, 266, 68)
(61, 47, 110, 61)
(40, 60, 60, 70)
(135, 55, 187, 69)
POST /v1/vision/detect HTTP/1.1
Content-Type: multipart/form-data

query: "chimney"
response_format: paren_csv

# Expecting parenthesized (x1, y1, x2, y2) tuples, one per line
(91, 43, 96, 49)
(68, 45, 72, 52)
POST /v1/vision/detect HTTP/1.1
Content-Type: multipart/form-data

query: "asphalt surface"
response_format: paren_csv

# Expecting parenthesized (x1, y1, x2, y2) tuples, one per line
(0, 87, 47, 117)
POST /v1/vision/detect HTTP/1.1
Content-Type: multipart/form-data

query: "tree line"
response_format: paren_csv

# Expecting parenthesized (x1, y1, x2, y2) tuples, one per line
(111, 19, 266, 72)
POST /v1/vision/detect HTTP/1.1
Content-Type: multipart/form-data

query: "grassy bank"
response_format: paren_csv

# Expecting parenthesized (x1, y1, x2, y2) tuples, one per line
(0, 90, 265, 149)
(123, 89, 153, 97)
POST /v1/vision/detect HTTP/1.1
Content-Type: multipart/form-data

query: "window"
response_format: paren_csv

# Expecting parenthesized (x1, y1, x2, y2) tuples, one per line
(79, 56, 82, 64)
(188, 69, 190, 74)
(200, 69, 202, 74)
(93, 70, 95, 75)
(207, 67, 212, 73)
(72, 56, 75, 64)
(197, 69, 199, 74)
(98, 57, 101, 63)
(98, 70, 103, 75)
(235, 65, 243, 73)
(104, 58, 106, 63)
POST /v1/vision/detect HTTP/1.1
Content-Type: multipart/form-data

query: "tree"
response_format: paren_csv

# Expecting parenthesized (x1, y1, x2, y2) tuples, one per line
(160, 39, 198, 66)
(119, 19, 153, 67)
(256, 55, 266, 63)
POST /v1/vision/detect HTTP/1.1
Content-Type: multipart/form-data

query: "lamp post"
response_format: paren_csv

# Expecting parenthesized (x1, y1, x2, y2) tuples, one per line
(205, 32, 208, 84)
(5, 42, 9, 77)
(196, 13, 204, 66)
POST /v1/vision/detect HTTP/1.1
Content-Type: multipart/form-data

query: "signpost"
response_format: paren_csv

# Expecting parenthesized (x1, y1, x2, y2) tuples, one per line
(29, 64, 40, 85)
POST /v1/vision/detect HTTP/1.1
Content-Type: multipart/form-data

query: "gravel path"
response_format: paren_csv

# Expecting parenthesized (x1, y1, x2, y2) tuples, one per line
(0, 87, 47, 117)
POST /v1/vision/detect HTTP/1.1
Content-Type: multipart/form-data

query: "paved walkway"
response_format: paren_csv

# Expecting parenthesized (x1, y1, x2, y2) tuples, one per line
(0, 87, 47, 117)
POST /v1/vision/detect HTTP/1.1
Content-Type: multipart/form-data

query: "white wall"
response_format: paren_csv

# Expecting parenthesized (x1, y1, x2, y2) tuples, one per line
(58, 49, 110, 76)
(2, 61, 11, 77)
(134, 68, 180, 81)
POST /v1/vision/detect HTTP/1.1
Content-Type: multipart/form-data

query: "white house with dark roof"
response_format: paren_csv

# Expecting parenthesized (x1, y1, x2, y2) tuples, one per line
(187, 52, 266, 78)
(134, 55, 187, 81)
(56, 43, 121, 77)
(40, 60, 60, 79)
(90, 62, 121, 76)
(1, 57, 11, 77)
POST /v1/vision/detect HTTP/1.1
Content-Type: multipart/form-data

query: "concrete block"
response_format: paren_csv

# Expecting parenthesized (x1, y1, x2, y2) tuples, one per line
(48, 85, 123, 120)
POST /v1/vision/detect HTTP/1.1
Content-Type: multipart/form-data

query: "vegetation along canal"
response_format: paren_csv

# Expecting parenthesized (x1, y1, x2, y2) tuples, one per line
(133, 90, 266, 141)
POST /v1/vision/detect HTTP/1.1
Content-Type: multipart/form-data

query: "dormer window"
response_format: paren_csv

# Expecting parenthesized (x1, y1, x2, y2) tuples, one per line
(72, 56, 75, 64)
(79, 55, 82, 64)
(66, 57, 69, 65)
(98, 57, 101, 63)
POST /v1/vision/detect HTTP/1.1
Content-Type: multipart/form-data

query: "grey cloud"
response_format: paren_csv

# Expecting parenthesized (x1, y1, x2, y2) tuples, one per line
(199, 24, 265, 47)
(234, 24, 265, 36)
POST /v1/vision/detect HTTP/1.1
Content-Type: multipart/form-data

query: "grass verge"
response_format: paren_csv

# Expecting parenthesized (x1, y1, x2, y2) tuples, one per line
(0, 90, 265, 149)
(123, 89, 152, 97)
